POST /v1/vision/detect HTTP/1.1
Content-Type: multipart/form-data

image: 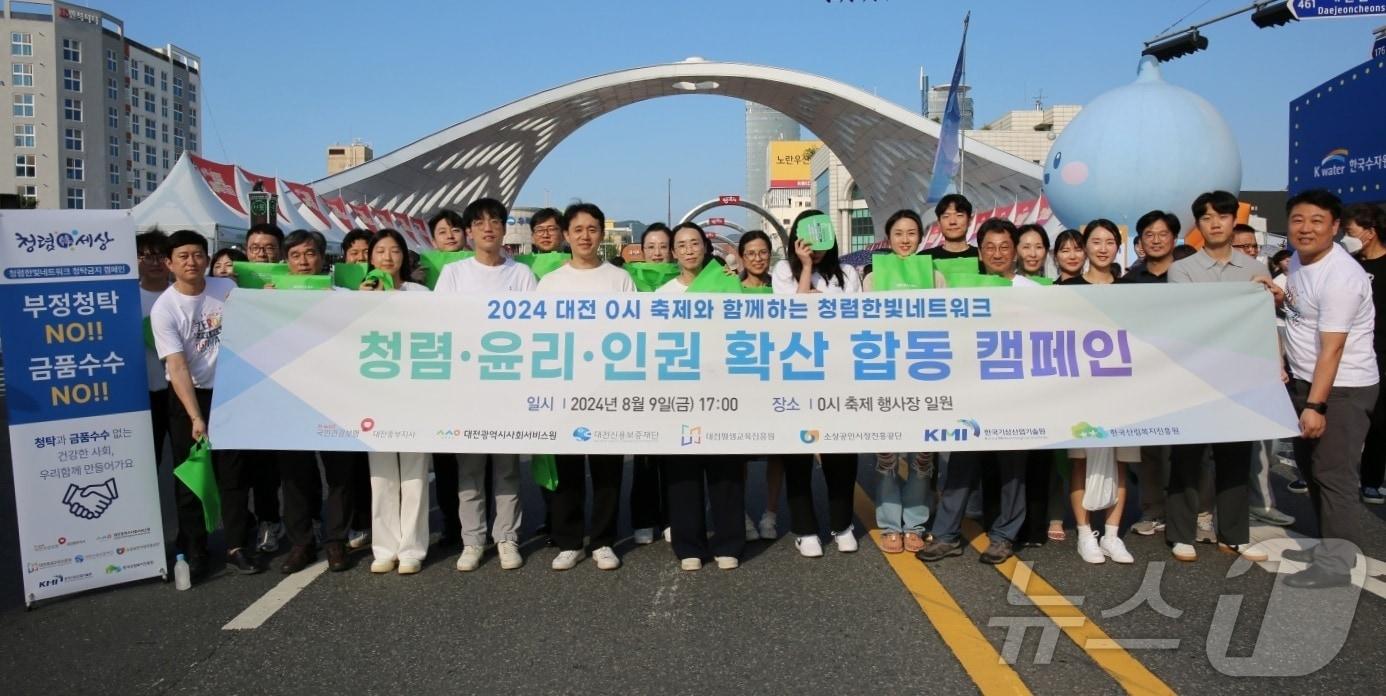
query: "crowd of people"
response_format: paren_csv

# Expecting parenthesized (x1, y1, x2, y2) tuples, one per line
(139, 187, 1386, 590)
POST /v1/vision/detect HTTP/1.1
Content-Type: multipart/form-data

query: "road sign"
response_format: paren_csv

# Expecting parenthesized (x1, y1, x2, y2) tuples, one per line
(1289, 0, 1386, 20)
(1374, 34, 1386, 58)
(717, 195, 740, 204)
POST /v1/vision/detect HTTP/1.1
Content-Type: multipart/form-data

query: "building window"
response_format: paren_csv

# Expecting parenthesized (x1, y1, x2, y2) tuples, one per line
(11, 32, 33, 57)
(144, 92, 155, 113)
(849, 209, 874, 252)
(174, 102, 183, 123)
(162, 148, 170, 169)
(107, 77, 118, 100)
(161, 123, 169, 143)
(129, 59, 139, 81)
(130, 113, 140, 136)
(109, 191, 121, 209)
(15, 154, 36, 178)
(13, 124, 35, 148)
(160, 70, 167, 92)
(132, 167, 141, 182)
(188, 138, 198, 153)
(144, 121, 155, 140)
(131, 195, 141, 206)
(17, 185, 37, 204)
(11, 62, 33, 86)
(107, 106, 118, 128)
(108, 162, 120, 185)
(145, 149, 156, 166)
(66, 188, 85, 210)
(64, 128, 83, 151)
(174, 127, 184, 149)
(173, 76, 183, 98)
(145, 171, 157, 192)
(188, 84, 197, 102)
(108, 135, 119, 157)
(63, 67, 82, 92)
(62, 38, 81, 62)
(12, 93, 34, 118)
(161, 96, 168, 118)
(66, 157, 84, 181)
(130, 84, 139, 102)
(106, 49, 117, 72)
(814, 171, 830, 213)
(143, 64, 154, 87)
(64, 98, 83, 121)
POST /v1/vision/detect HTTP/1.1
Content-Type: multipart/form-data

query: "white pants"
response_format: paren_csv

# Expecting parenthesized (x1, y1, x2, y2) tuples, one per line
(458, 453, 522, 546)
(369, 451, 429, 563)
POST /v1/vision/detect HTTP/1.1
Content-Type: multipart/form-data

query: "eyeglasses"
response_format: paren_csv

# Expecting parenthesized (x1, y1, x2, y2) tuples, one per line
(741, 250, 769, 259)
(532, 225, 560, 235)
(1231, 243, 1259, 252)
(247, 244, 278, 255)
(1140, 231, 1174, 241)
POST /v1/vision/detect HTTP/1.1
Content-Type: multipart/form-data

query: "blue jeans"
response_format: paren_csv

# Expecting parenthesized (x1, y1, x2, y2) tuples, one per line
(933, 450, 1027, 544)
(875, 452, 933, 533)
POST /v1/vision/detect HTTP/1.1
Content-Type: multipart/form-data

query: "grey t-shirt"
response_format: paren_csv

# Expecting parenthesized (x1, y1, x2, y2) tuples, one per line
(1168, 248, 1269, 284)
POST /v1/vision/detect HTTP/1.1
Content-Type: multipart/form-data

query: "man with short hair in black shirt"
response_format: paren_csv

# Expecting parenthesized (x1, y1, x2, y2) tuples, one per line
(1345, 203, 1386, 504)
(923, 194, 981, 275)
(1118, 210, 1177, 285)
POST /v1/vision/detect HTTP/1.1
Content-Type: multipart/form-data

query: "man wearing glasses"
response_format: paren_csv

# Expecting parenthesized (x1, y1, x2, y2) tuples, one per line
(1232, 224, 1261, 260)
(529, 208, 564, 254)
(242, 224, 288, 557)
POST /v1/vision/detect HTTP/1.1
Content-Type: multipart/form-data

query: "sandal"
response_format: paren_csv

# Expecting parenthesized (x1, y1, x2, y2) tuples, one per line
(1047, 523, 1066, 542)
(879, 532, 904, 554)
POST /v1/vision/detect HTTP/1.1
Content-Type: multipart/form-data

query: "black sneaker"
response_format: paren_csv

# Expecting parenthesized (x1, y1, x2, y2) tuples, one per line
(186, 554, 210, 580)
(915, 539, 963, 562)
(1281, 547, 1314, 563)
(980, 539, 1014, 565)
(1287, 479, 1309, 494)
(227, 548, 264, 575)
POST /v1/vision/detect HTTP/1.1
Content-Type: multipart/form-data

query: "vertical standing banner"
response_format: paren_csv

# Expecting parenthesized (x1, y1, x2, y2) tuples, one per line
(0, 210, 163, 605)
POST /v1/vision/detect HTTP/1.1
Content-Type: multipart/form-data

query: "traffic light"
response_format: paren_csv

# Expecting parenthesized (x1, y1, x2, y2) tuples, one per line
(1142, 31, 1209, 62)
(1251, 1, 1297, 28)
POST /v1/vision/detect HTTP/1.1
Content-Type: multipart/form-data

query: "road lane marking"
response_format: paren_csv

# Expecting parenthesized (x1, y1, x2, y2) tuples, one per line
(222, 560, 328, 630)
(1249, 523, 1386, 599)
(852, 485, 1032, 695)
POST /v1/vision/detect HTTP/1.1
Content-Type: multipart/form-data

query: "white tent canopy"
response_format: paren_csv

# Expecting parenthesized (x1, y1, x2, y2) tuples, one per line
(132, 152, 248, 246)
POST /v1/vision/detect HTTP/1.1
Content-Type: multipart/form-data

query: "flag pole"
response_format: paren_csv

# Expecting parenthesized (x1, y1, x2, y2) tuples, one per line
(958, 12, 969, 198)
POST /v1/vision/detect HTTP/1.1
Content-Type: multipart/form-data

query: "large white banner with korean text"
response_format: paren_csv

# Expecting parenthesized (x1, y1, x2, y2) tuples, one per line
(209, 283, 1299, 455)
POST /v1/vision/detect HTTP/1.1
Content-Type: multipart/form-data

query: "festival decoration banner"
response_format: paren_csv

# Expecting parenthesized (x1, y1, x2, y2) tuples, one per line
(0, 211, 164, 605)
(209, 284, 1298, 455)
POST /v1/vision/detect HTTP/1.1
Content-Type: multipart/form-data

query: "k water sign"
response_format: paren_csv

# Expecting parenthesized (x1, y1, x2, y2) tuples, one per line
(0, 210, 164, 606)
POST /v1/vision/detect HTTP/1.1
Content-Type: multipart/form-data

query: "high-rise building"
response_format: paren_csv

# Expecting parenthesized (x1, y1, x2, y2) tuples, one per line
(744, 102, 800, 216)
(2, 1, 201, 210)
(326, 140, 373, 175)
(920, 66, 974, 131)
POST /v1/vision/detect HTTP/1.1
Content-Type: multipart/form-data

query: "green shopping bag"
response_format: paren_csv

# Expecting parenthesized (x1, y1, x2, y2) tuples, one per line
(513, 252, 571, 279)
(871, 254, 936, 290)
(173, 438, 221, 534)
(687, 260, 746, 293)
(142, 316, 156, 350)
(740, 285, 773, 294)
(332, 262, 368, 290)
(363, 268, 395, 291)
(531, 454, 559, 492)
(942, 273, 1012, 288)
(231, 261, 291, 289)
(931, 256, 982, 277)
(420, 250, 476, 289)
(269, 274, 332, 290)
(625, 262, 680, 292)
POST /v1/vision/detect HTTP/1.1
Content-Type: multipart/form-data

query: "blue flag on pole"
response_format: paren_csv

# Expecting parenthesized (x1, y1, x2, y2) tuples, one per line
(926, 13, 970, 204)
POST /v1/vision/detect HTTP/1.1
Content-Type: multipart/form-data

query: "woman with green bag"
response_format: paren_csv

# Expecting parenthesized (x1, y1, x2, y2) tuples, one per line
(862, 210, 947, 292)
(736, 231, 780, 538)
(658, 223, 747, 570)
(627, 224, 677, 545)
(359, 230, 430, 575)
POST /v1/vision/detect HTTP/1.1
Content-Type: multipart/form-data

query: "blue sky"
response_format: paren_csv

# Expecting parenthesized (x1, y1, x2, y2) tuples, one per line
(103, 0, 1379, 223)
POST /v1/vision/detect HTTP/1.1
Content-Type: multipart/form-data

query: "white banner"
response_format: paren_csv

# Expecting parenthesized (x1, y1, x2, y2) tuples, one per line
(0, 210, 164, 605)
(209, 283, 1298, 455)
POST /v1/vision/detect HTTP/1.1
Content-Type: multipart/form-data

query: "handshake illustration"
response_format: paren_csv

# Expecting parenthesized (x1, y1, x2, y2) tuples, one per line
(62, 478, 119, 520)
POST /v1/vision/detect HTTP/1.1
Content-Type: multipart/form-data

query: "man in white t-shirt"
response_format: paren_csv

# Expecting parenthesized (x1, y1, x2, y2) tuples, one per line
(136, 231, 170, 472)
(537, 203, 632, 572)
(1277, 189, 1379, 589)
(434, 198, 536, 573)
(151, 230, 262, 578)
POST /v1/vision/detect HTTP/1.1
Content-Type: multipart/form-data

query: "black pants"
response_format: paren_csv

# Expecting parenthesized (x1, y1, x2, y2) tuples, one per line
(248, 451, 281, 525)
(630, 454, 668, 531)
(1290, 379, 1378, 574)
(350, 453, 372, 530)
(784, 453, 858, 536)
(1166, 441, 1252, 546)
(1020, 450, 1057, 545)
(148, 389, 169, 470)
(666, 455, 745, 561)
(434, 453, 461, 541)
(168, 388, 254, 557)
(550, 454, 623, 551)
(280, 451, 357, 546)
(1359, 364, 1386, 489)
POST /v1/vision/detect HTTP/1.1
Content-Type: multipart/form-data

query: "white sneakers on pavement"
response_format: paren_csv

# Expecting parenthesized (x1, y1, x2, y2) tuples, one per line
(744, 515, 760, 542)
(1099, 534, 1134, 564)
(592, 546, 621, 570)
(833, 526, 858, 553)
(1077, 529, 1105, 564)
(680, 557, 702, 571)
(758, 512, 778, 540)
(1171, 543, 1197, 562)
(497, 540, 523, 569)
(455, 545, 484, 572)
(715, 556, 738, 570)
(795, 535, 824, 558)
(551, 549, 584, 571)
(633, 528, 655, 545)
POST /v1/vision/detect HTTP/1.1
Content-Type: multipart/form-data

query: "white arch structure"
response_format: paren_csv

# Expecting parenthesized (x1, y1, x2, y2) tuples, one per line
(311, 60, 1043, 233)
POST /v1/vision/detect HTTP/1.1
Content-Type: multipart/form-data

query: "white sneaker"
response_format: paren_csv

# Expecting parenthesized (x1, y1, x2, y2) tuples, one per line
(744, 515, 760, 542)
(592, 546, 621, 570)
(497, 540, 523, 570)
(1171, 542, 1197, 562)
(256, 521, 280, 554)
(680, 557, 702, 571)
(551, 549, 584, 571)
(715, 556, 739, 570)
(633, 528, 655, 545)
(758, 512, 778, 540)
(1099, 534, 1134, 564)
(347, 529, 371, 550)
(1077, 529, 1106, 564)
(663, 527, 671, 543)
(1195, 516, 1216, 544)
(795, 535, 823, 558)
(833, 526, 858, 553)
(369, 558, 396, 574)
(455, 545, 483, 572)
(397, 559, 421, 575)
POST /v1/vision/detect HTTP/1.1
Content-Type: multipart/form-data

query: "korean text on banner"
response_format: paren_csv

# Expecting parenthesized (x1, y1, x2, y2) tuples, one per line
(0, 210, 164, 605)
(209, 285, 1298, 456)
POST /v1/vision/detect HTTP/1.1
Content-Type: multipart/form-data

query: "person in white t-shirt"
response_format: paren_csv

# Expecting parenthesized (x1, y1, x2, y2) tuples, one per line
(433, 198, 536, 574)
(136, 230, 170, 471)
(772, 210, 862, 559)
(1278, 189, 1380, 589)
(358, 229, 430, 576)
(151, 230, 261, 578)
(538, 203, 632, 572)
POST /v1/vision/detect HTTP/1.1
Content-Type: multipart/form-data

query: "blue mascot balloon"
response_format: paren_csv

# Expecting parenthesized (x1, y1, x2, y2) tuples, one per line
(1044, 57, 1241, 238)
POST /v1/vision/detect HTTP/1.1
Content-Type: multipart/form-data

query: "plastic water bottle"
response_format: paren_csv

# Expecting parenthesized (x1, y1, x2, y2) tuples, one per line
(174, 554, 191, 591)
